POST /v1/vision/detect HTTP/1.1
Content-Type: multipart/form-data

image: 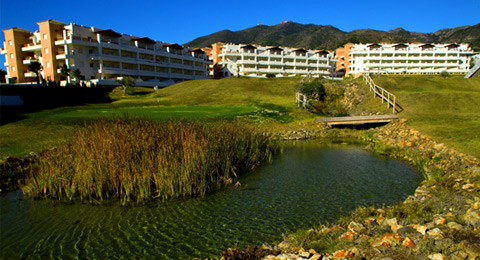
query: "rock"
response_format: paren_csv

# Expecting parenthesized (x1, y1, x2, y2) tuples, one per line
(434, 217, 447, 225)
(310, 254, 323, 260)
(415, 225, 428, 235)
(339, 231, 355, 240)
(299, 251, 310, 258)
(402, 237, 415, 247)
(385, 218, 398, 227)
(277, 240, 291, 250)
(428, 253, 446, 260)
(348, 221, 366, 233)
(391, 224, 404, 232)
(427, 228, 444, 239)
(462, 183, 475, 190)
(333, 249, 347, 257)
(397, 226, 420, 236)
(463, 210, 480, 226)
(447, 222, 463, 230)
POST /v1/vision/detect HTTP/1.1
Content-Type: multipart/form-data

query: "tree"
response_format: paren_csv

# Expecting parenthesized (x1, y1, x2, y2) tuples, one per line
(0, 68, 6, 83)
(116, 76, 136, 94)
(71, 68, 81, 82)
(29, 61, 43, 84)
(60, 64, 70, 79)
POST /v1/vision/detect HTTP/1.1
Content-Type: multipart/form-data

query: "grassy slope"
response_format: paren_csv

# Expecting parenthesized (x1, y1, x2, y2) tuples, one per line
(2, 75, 479, 159)
(356, 75, 480, 158)
(0, 77, 307, 159)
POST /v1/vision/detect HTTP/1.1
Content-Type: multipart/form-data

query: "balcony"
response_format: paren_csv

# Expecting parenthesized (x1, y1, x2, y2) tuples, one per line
(21, 43, 41, 52)
(1, 48, 6, 55)
(22, 57, 38, 65)
(24, 71, 36, 78)
(56, 52, 67, 59)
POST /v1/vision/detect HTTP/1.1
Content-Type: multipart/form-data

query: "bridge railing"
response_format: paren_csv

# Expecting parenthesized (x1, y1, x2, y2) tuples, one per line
(363, 72, 396, 113)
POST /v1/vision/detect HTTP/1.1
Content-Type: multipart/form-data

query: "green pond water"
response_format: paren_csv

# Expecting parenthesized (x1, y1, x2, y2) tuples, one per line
(0, 140, 422, 259)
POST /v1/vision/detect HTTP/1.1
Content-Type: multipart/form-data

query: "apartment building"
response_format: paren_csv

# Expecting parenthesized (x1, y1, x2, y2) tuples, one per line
(337, 42, 473, 77)
(1, 20, 211, 87)
(208, 42, 337, 78)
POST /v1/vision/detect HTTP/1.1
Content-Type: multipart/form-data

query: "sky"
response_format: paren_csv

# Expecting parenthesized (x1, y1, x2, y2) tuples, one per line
(1, 0, 479, 70)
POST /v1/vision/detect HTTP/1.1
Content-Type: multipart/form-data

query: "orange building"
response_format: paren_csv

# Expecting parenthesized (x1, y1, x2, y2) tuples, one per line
(335, 42, 354, 76)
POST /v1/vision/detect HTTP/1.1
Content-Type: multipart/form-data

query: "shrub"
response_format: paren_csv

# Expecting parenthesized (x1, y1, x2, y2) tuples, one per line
(266, 73, 276, 78)
(23, 117, 278, 204)
(440, 70, 449, 78)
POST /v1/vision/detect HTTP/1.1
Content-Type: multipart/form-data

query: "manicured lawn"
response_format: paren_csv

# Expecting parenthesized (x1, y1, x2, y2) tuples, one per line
(358, 75, 480, 158)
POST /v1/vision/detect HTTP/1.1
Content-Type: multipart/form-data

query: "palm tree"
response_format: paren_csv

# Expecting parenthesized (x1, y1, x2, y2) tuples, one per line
(60, 64, 70, 83)
(71, 68, 82, 84)
(29, 61, 42, 84)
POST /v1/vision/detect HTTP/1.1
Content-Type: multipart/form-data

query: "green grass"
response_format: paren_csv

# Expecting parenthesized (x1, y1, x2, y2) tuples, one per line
(0, 77, 311, 159)
(356, 75, 480, 158)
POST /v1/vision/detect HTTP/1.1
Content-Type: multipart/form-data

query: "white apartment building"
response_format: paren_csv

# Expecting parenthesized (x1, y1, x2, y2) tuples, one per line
(338, 42, 473, 76)
(2, 20, 211, 87)
(213, 43, 336, 78)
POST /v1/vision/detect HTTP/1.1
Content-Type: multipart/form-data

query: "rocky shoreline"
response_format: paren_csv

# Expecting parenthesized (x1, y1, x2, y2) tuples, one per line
(219, 119, 480, 260)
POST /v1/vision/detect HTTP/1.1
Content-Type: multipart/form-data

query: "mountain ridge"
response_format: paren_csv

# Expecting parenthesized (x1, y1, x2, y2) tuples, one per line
(184, 22, 480, 51)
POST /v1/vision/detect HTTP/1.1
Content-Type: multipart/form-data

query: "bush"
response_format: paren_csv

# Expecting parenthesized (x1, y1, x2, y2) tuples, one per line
(440, 70, 449, 78)
(296, 81, 326, 101)
(266, 73, 276, 78)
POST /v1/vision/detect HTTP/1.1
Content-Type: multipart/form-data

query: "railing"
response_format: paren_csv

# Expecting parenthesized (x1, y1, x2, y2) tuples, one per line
(363, 72, 397, 113)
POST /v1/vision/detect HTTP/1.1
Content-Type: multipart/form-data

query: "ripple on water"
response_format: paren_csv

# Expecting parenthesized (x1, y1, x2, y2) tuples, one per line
(0, 140, 422, 259)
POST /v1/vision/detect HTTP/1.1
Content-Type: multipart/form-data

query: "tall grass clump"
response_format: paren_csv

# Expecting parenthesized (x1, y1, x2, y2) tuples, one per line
(23, 116, 278, 204)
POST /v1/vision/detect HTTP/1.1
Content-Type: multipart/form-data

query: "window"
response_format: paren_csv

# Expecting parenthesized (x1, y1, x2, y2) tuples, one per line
(46, 62, 50, 68)
(90, 63, 94, 68)
(10, 53, 13, 59)
(8, 40, 12, 46)
(12, 66, 15, 72)
(45, 48, 49, 54)
(43, 34, 47, 40)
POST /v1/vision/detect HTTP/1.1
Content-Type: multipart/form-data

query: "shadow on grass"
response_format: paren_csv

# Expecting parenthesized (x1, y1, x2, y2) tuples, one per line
(1, 85, 114, 126)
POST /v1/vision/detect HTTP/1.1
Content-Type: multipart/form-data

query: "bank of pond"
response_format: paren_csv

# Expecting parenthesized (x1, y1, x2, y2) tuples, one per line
(0, 119, 422, 259)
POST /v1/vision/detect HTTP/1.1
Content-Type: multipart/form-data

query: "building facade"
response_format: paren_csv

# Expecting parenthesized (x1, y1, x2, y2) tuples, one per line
(337, 42, 473, 77)
(208, 43, 337, 78)
(1, 20, 211, 87)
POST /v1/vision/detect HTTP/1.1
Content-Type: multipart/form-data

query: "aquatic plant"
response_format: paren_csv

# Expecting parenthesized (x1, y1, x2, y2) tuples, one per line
(23, 117, 277, 204)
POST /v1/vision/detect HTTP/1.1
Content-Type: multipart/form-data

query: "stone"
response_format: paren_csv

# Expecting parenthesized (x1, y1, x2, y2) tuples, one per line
(391, 224, 404, 232)
(339, 231, 354, 240)
(434, 217, 447, 225)
(348, 221, 366, 233)
(385, 218, 398, 227)
(415, 225, 428, 235)
(462, 183, 475, 190)
(402, 237, 415, 247)
(447, 222, 463, 231)
(463, 211, 480, 226)
(309, 254, 323, 260)
(299, 251, 310, 258)
(427, 228, 444, 239)
(333, 249, 347, 257)
(277, 240, 291, 250)
(397, 226, 419, 236)
(428, 253, 445, 260)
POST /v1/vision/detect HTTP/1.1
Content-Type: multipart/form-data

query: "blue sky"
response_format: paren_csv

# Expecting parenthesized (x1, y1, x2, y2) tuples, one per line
(1, 0, 479, 70)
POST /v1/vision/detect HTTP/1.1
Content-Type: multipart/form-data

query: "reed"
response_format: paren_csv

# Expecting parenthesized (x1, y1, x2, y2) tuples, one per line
(23, 116, 278, 204)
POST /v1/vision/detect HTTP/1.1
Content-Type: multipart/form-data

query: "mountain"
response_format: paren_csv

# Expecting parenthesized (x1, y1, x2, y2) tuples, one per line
(184, 22, 480, 51)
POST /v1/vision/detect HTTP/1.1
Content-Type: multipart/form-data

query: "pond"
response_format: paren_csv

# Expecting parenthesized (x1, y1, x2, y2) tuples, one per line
(0, 140, 422, 259)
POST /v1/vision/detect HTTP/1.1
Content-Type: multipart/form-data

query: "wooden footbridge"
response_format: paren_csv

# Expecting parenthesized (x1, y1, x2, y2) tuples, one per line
(314, 114, 400, 126)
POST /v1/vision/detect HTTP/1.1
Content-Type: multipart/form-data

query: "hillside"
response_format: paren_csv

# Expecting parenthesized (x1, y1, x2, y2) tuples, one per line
(184, 22, 480, 51)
